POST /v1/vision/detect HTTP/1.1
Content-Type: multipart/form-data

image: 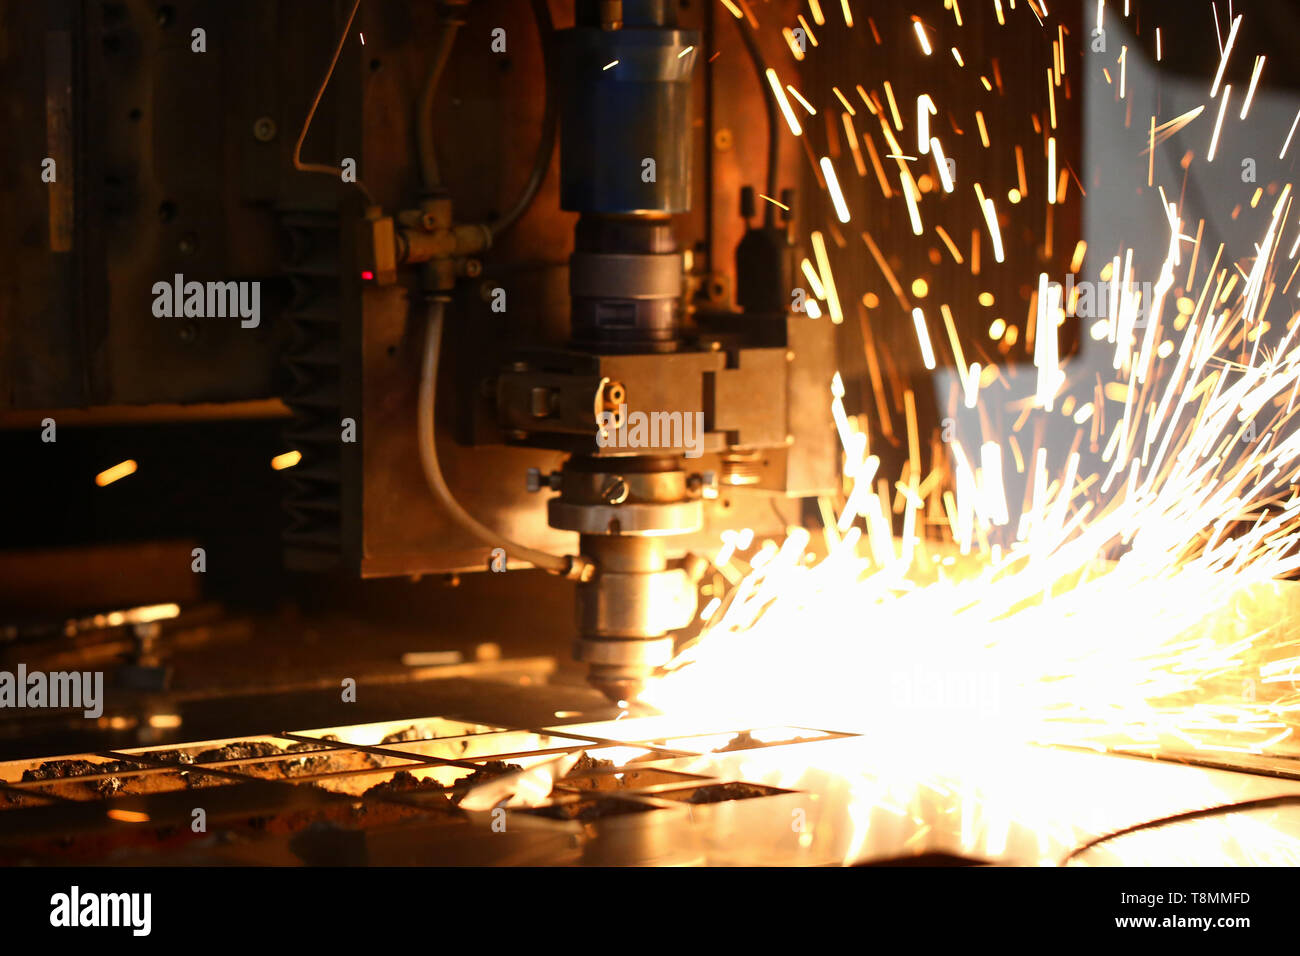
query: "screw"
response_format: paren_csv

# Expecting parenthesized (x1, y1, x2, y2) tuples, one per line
(600, 476, 629, 505)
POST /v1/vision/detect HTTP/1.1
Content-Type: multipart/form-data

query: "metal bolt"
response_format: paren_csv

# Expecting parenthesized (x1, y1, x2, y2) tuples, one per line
(252, 116, 277, 142)
(600, 476, 629, 505)
(530, 387, 552, 418)
(687, 472, 717, 494)
(526, 468, 560, 492)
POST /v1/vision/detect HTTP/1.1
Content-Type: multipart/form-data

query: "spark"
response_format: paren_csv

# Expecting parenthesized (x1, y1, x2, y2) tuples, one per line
(1284, 110, 1300, 160)
(271, 450, 302, 471)
(783, 28, 807, 60)
(821, 158, 852, 225)
(95, 459, 138, 487)
(977, 184, 1006, 262)
(842, 113, 867, 176)
(913, 20, 932, 56)
(759, 193, 789, 211)
(1208, 85, 1232, 162)
(911, 307, 937, 369)
(1210, 15, 1242, 98)
(796, 15, 819, 46)
(812, 229, 845, 322)
(916, 96, 937, 156)
(931, 138, 955, 192)
(766, 69, 803, 136)
(901, 171, 924, 235)
(1240, 56, 1265, 119)
(936, 225, 965, 264)
(833, 86, 856, 116)
(678, 45, 695, 58)
(801, 258, 828, 300)
(883, 81, 904, 131)
(641, 5, 1300, 831)
(602, 60, 619, 70)
(1047, 137, 1057, 204)
(786, 84, 817, 115)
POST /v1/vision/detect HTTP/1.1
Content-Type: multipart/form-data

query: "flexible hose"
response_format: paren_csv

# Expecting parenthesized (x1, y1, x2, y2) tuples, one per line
(418, 299, 571, 573)
(293, 0, 374, 203)
(417, 19, 462, 191)
(490, 0, 557, 238)
(733, 15, 779, 227)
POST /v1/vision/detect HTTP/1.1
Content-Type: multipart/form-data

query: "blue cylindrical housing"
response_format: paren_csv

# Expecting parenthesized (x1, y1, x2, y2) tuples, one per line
(557, 26, 699, 214)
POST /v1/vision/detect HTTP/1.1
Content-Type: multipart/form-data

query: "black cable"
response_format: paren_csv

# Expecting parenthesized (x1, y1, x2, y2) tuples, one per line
(732, 14, 778, 227)
(491, 0, 557, 238)
(1059, 794, 1300, 865)
(293, 0, 375, 203)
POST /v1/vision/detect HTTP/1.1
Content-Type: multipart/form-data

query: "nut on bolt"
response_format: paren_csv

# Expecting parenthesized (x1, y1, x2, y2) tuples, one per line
(600, 380, 626, 408)
(526, 468, 562, 492)
(687, 471, 717, 495)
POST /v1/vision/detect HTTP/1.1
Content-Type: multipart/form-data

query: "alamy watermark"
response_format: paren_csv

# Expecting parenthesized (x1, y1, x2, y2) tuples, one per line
(50, 886, 150, 936)
(0, 665, 103, 718)
(152, 273, 260, 328)
(889, 667, 1001, 716)
(596, 404, 705, 459)
(1055, 273, 1157, 325)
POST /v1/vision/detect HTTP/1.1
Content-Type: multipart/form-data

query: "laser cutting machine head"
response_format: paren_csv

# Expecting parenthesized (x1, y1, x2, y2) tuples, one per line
(346, 0, 837, 703)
